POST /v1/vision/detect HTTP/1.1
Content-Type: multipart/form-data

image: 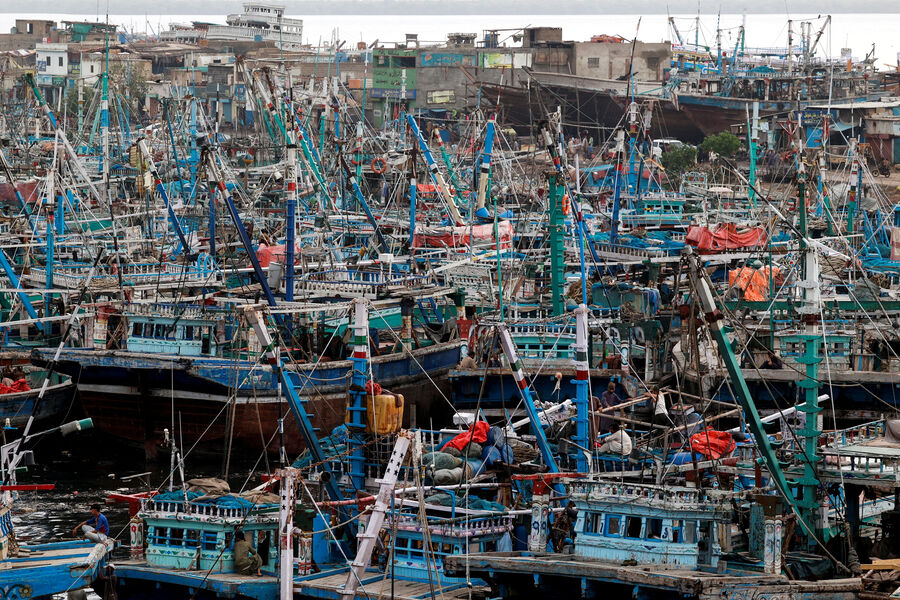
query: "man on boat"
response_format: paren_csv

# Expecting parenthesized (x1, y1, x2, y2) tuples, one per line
(598, 424, 632, 456)
(760, 352, 783, 369)
(73, 504, 108, 542)
(233, 530, 263, 576)
(597, 382, 620, 434)
(647, 386, 671, 446)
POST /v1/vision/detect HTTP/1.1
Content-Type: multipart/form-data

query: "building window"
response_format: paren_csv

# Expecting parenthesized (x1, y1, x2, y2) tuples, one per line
(587, 57, 600, 68)
(58, 56, 63, 67)
(27, 23, 33, 34)
(90, 65, 94, 73)
(647, 57, 659, 69)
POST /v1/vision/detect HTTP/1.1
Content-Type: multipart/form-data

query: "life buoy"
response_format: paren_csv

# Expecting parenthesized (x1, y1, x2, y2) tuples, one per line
(371, 157, 387, 174)
(561, 194, 571, 216)
(349, 148, 362, 165)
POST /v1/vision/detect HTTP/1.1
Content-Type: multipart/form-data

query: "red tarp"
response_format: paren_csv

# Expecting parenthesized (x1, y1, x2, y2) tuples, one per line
(256, 243, 301, 267)
(441, 421, 490, 452)
(689, 430, 735, 459)
(728, 266, 782, 301)
(686, 223, 767, 253)
(413, 220, 513, 249)
(0, 379, 31, 395)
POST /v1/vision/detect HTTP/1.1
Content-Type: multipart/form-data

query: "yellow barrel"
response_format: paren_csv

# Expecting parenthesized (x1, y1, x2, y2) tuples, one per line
(365, 393, 404, 434)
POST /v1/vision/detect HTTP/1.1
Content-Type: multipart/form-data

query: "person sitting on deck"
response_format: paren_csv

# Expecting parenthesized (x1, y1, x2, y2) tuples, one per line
(598, 424, 633, 456)
(233, 530, 263, 576)
(73, 504, 108, 542)
(760, 352, 783, 369)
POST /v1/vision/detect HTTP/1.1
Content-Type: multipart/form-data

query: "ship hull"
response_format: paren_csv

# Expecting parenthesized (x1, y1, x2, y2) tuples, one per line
(31, 342, 463, 457)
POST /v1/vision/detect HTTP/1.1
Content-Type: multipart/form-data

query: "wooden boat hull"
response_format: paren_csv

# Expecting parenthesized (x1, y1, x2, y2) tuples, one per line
(31, 342, 463, 457)
(2, 540, 113, 598)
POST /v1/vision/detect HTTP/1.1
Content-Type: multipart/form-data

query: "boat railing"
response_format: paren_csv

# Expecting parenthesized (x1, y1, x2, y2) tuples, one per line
(821, 419, 886, 449)
(295, 269, 434, 298)
(389, 511, 514, 537)
(142, 497, 269, 520)
(570, 480, 729, 510)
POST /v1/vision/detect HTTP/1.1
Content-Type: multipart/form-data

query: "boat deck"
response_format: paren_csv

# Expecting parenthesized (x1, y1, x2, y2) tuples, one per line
(114, 560, 278, 600)
(444, 552, 861, 600)
(114, 562, 479, 600)
(294, 567, 480, 600)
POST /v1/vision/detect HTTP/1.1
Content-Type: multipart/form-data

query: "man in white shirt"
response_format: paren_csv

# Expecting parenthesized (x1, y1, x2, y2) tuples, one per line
(598, 425, 632, 455)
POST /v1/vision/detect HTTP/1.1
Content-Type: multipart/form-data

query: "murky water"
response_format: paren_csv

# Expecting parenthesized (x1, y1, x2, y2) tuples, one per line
(11, 430, 265, 547)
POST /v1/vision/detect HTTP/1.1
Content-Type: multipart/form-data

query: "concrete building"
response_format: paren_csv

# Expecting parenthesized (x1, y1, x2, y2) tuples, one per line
(570, 40, 670, 81)
(0, 20, 59, 51)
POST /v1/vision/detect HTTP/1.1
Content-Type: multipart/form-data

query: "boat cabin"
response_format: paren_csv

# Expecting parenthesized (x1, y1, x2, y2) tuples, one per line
(141, 491, 279, 573)
(389, 509, 513, 585)
(569, 480, 731, 568)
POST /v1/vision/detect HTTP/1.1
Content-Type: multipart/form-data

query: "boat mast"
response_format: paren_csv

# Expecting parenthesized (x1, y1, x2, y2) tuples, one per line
(794, 127, 824, 548)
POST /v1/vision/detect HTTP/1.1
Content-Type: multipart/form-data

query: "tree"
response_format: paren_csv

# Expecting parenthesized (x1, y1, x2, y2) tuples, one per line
(700, 131, 742, 158)
(64, 84, 95, 123)
(660, 145, 698, 185)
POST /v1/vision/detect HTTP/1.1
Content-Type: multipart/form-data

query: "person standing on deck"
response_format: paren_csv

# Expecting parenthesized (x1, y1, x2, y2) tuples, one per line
(647, 386, 671, 446)
(233, 530, 263, 576)
(596, 382, 620, 441)
(73, 504, 108, 542)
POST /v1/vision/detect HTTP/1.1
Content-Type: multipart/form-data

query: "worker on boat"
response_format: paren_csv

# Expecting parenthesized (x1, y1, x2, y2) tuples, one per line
(233, 530, 263, 576)
(598, 424, 633, 456)
(760, 352, 784, 369)
(647, 386, 671, 446)
(73, 503, 109, 542)
(597, 382, 620, 435)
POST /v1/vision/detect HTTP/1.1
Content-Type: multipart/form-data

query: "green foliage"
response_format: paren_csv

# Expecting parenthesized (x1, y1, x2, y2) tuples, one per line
(661, 145, 698, 180)
(700, 131, 742, 157)
(64, 85, 94, 121)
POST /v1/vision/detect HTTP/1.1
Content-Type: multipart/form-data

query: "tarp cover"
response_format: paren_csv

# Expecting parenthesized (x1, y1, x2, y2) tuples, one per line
(442, 421, 490, 452)
(689, 430, 735, 459)
(256, 243, 301, 267)
(728, 266, 782, 301)
(413, 220, 512, 249)
(686, 223, 767, 253)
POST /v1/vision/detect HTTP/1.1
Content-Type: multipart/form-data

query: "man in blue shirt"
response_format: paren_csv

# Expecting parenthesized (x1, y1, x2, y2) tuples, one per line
(73, 504, 109, 542)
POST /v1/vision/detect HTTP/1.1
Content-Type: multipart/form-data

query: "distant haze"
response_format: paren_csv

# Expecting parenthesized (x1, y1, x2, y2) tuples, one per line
(3, 0, 900, 14)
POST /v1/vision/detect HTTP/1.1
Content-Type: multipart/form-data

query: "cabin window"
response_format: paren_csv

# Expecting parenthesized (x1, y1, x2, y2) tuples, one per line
(170, 528, 184, 545)
(667, 520, 683, 543)
(155, 323, 165, 338)
(625, 516, 643, 539)
(225, 531, 234, 549)
(605, 515, 622, 537)
(683, 521, 697, 543)
(185, 529, 200, 548)
(646, 518, 663, 540)
(258, 531, 271, 563)
(202, 531, 218, 550)
(133, 323, 143, 337)
(184, 325, 194, 340)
